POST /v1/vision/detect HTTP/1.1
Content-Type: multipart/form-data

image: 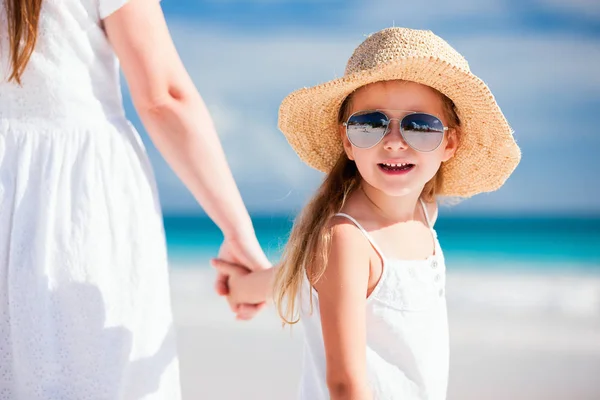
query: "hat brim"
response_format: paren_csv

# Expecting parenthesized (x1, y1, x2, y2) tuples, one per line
(278, 56, 521, 198)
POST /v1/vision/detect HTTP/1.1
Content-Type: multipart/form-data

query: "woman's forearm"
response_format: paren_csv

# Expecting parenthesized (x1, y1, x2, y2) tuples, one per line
(137, 89, 254, 240)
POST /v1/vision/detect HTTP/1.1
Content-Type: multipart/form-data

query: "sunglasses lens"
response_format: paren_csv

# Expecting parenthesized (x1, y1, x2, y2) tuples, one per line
(400, 113, 445, 152)
(346, 111, 388, 148)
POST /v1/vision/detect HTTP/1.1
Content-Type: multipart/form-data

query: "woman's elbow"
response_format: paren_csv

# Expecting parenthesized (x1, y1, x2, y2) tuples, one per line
(135, 90, 177, 117)
(327, 378, 370, 400)
(133, 82, 192, 118)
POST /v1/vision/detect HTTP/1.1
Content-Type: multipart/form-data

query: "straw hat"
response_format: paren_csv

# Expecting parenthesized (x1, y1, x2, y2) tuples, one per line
(278, 27, 521, 197)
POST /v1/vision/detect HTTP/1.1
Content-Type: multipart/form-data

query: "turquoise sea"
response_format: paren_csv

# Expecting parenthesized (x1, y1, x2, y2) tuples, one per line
(164, 215, 600, 272)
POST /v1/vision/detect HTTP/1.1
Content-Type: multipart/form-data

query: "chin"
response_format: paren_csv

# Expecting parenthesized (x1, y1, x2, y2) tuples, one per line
(381, 186, 416, 197)
(367, 179, 417, 198)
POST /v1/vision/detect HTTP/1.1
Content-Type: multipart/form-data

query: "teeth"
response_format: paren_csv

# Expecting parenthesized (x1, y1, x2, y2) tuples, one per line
(383, 162, 409, 167)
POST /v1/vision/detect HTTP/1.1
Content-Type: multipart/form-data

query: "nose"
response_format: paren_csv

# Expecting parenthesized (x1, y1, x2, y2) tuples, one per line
(382, 119, 409, 151)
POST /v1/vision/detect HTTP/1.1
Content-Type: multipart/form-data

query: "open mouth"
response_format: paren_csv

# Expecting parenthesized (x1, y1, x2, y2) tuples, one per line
(378, 162, 415, 172)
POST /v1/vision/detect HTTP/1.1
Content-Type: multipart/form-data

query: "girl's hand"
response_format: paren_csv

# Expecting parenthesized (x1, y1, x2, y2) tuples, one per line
(211, 258, 267, 320)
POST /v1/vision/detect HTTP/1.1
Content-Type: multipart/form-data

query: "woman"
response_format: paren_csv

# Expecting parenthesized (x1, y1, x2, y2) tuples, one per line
(0, 0, 267, 398)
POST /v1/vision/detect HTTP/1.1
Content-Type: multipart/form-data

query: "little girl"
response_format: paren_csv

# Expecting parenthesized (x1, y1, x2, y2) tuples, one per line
(213, 27, 520, 399)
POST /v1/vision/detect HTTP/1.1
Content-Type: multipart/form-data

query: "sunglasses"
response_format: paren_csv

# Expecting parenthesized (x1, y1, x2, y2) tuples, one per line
(343, 109, 448, 152)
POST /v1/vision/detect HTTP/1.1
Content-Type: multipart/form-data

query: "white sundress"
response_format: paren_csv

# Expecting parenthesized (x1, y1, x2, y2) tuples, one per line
(298, 200, 449, 400)
(0, 0, 180, 399)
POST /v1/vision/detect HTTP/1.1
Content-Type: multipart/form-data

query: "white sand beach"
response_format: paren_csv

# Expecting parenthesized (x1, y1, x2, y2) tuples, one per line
(170, 267, 600, 400)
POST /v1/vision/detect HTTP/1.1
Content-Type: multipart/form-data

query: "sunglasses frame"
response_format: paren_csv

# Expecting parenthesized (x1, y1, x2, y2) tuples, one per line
(342, 109, 449, 151)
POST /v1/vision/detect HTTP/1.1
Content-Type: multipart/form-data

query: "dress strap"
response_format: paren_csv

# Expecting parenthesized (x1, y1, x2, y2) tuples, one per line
(419, 199, 440, 256)
(334, 213, 387, 262)
(419, 198, 432, 229)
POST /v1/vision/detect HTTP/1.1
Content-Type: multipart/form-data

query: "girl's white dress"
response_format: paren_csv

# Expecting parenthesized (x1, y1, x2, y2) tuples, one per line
(0, 0, 181, 398)
(299, 200, 449, 400)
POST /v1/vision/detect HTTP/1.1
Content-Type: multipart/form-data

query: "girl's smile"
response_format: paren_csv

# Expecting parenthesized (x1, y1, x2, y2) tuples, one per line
(377, 160, 415, 175)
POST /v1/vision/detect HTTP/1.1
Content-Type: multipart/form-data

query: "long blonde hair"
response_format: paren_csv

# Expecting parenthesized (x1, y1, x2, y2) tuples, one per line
(274, 82, 461, 325)
(3, 0, 43, 84)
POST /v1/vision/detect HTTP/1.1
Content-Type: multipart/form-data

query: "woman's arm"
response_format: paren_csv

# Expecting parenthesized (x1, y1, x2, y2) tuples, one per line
(314, 221, 373, 400)
(102, 0, 264, 261)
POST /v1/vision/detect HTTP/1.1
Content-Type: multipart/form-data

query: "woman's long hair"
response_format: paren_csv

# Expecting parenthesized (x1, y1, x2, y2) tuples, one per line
(273, 84, 461, 325)
(3, 0, 43, 84)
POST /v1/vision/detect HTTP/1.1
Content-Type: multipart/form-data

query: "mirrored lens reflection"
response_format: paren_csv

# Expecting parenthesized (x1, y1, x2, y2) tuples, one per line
(346, 111, 388, 148)
(401, 113, 444, 151)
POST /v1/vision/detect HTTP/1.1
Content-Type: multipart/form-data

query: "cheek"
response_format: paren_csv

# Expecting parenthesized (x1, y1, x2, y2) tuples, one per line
(351, 147, 378, 166)
(351, 148, 379, 176)
(417, 152, 445, 176)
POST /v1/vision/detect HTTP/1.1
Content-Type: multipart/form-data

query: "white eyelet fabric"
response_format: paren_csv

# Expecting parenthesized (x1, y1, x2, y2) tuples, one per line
(298, 201, 449, 400)
(0, 1, 180, 398)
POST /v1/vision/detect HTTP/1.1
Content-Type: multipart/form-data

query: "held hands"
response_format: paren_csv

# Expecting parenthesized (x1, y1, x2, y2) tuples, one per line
(211, 258, 255, 319)
(214, 234, 271, 320)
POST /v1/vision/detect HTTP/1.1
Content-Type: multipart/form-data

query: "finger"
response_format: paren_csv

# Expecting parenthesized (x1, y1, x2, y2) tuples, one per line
(211, 258, 245, 269)
(236, 302, 267, 320)
(236, 311, 254, 321)
(210, 258, 248, 275)
(236, 306, 261, 321)
(235, 305, 255, 320)
(215, 279, 229, 296)
(214, 271, 229, 296)
(229, 300, 241, 315)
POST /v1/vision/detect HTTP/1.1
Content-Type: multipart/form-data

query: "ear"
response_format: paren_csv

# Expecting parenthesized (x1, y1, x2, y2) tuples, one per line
(441, 128, 459, 162)
(339, 124, 355, 161)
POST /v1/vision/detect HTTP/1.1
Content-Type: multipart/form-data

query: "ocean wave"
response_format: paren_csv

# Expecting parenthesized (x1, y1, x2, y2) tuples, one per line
(446, 268, 600, 319)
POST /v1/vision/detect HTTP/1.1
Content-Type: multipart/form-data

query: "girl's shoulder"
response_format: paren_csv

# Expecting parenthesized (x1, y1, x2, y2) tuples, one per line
(326, 215, 375, 262)
(312, 216, 373, 292)
(328, 215, 371, 247)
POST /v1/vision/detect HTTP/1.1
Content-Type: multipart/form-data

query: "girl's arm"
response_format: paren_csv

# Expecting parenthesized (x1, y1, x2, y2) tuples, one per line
(211, 259, 276, 305)
(314, 221, 373, 400)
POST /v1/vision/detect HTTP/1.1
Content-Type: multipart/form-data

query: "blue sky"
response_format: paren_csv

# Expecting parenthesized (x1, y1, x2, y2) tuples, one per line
(122, 0, 600, 216)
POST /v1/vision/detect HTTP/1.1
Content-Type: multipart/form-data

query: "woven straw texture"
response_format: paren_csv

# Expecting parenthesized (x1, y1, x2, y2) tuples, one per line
(278, 27, 521, 197)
